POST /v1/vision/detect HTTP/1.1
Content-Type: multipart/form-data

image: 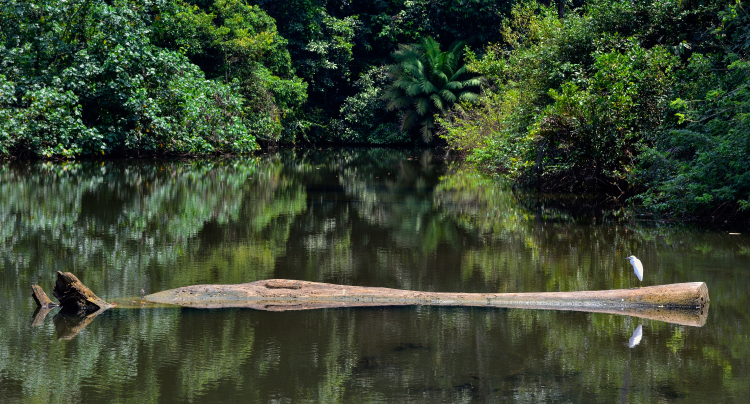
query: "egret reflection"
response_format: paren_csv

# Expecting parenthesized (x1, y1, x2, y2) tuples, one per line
(628, 325, 643, 348)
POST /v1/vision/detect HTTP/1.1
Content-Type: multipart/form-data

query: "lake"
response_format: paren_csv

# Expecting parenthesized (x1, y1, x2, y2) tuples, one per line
(1, 148, 748, 403)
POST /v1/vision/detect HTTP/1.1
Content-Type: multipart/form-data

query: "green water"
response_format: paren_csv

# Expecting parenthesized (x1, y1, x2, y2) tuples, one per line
(1, 149, 748, 403)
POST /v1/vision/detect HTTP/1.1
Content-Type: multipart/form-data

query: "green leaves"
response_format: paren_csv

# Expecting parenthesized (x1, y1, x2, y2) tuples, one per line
(630, 1, 750, 217)
(152, 0, 307, 143)
(331, 66, 403, 144)
(382, 36, 482, 142)
(439, 0, 750, 218)
(529, 43, 679, 185)
(415, 97, 430, 116)
(0, 74, 93, 157)
(0, 0, 310, 157)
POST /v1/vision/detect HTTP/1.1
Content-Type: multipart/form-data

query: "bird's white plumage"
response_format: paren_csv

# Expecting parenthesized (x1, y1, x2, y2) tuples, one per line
(625, 255, 643, 282)
(628, 325, 643, 348)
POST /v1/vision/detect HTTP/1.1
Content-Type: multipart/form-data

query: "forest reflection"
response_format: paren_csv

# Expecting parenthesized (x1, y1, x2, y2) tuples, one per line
(1, 149, 749, 403)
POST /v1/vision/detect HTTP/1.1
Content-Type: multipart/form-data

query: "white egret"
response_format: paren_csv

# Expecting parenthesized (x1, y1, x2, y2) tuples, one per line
(628, 325, 643, 348)
(625, 255, 643, 283)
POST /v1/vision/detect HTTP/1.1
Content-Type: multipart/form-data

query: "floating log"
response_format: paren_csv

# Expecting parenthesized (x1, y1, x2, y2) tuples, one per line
(52, 271, 112, 312)
(31, 273, 710, 330)
(145, 280, 710, 326)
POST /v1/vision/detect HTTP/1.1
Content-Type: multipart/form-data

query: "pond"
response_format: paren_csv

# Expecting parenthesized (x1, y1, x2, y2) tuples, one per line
(1, 148, 748, 403)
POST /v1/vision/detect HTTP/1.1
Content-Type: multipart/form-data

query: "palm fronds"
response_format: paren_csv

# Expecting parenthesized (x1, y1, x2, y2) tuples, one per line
(381, 36, 482, 143)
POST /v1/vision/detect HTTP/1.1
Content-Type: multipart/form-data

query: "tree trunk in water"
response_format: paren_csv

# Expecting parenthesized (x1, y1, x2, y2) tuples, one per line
(53, 271, 112, 312)
(145, 280, 710, 326)
(29, 273, 113, 338)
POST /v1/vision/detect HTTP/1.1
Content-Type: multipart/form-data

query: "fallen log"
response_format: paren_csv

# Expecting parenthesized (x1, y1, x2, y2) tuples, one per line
(31, 274, 710, 329)
(145, 280, 710, 327)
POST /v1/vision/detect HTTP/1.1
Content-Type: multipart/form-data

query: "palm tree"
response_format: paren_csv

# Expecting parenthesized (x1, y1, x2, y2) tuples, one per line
(382, 37, 482, 142)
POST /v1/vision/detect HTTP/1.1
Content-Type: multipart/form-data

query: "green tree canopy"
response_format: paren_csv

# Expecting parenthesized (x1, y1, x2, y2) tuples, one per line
(0, 0, 260, 157)
(152, 0, 308, 143)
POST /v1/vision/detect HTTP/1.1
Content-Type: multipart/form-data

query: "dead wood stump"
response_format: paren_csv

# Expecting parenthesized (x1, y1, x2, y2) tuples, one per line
(31, 284, 57, 308)
(52, 271, 112, 312)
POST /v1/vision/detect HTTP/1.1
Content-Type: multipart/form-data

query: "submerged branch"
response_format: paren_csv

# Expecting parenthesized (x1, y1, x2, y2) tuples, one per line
(31, 285, 58, 309)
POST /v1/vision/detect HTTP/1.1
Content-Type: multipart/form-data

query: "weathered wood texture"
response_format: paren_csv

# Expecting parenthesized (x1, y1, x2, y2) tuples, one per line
(31, 284, 57, 308)
(145, 280, 710, 326)
(52, 271, 112, 312)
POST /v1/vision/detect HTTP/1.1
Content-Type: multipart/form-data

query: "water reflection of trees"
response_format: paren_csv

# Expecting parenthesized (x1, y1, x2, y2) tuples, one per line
(4, 305, 748, 403)
(1, 150, 749, 403)
(0, 158, 306, 296)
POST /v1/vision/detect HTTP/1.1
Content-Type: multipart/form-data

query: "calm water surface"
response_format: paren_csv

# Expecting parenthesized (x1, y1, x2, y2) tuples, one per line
(1, 149, 749, 403)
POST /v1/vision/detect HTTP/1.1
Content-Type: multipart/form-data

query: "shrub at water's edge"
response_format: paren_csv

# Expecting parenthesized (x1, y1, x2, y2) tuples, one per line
(440, 0, 750, 220)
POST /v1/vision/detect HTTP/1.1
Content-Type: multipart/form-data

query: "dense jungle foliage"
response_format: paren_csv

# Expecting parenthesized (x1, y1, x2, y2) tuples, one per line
(1, 0, 748, 219)
(0, 0, 510, 154)
(439, 0, 749, 219)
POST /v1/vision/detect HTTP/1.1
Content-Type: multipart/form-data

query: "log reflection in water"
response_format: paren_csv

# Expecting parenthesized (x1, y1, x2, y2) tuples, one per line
(31, 306, 56, 327)
(52, 308, 110, 341)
